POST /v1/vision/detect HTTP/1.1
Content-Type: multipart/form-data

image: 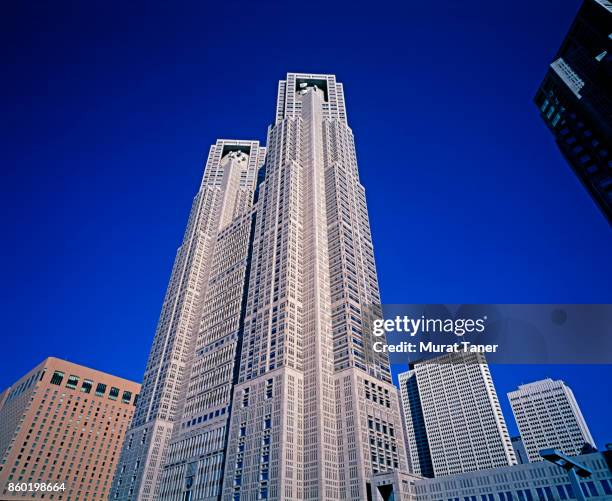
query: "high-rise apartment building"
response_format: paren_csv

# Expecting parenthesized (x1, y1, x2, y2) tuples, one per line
(508, 378, 596, 463)
(111, 139, 265, 501)
(0, 357, 140, 501)
(398, 352, 516, 478)
(534, 0, 612, 223)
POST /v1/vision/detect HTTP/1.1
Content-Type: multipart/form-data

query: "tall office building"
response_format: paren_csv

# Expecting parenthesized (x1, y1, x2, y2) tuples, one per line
(508, 378, 596, 463)
(534, 0, 612, 223)
(220, 73, 408, 501)
(0, 357, 140, 501)
(114, 73, 409, 501)
(111, 140, 266, 501)
(398, 352, 516, 478)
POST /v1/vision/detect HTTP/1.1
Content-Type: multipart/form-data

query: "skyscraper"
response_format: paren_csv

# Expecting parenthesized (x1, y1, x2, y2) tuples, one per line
(113, 73, 410, 501)
(398, 352, 517, 477)
(219, 73, 408, 501)
(111, 140, 266, 501)
(534, 0, 612, 223)
(0, 357, 140, 501)
(508, 378, 596, 463)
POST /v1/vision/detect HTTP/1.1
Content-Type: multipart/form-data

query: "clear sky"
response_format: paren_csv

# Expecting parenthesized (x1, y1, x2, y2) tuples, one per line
(2, 1, 611, 448)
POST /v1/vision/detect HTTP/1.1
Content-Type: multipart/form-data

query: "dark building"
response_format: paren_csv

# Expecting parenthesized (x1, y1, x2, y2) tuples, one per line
(534, 0, 612, 223)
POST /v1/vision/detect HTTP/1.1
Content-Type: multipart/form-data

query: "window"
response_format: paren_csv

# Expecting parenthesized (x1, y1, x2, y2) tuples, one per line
(66, 375, 79, 390)
(50, 371, 64, 386)
(81, 380, 93, 394)
(109, 387, 120, 401)
(96, 383, 107, 396)
(582, 482, 598, 497)
(122, 391, 132, 404)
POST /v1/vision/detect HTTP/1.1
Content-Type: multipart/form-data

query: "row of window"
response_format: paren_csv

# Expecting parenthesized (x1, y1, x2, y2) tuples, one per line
(438, 478, 611, 501)
(49, 371, 136, 405)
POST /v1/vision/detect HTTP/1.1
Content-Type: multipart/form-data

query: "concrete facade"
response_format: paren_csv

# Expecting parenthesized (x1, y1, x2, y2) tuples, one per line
(110, 140, 265, 501)
(0, 357, 140, 501)
(398, 353, 517, 478)
(221, 74, 409, 501)
(508, 379, 596, 463)
(412, 451, 612, 501)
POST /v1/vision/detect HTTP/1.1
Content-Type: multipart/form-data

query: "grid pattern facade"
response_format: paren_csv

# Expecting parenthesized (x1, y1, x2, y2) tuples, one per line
(222, 73, 408, 501)
(157, 145, 265, 500)
(110, 140, 264, 501)
(412, 451, 612, 501)
(508, 378, 596, 463)
(0, 357, 139, 501)
(399, 353, 516, 478)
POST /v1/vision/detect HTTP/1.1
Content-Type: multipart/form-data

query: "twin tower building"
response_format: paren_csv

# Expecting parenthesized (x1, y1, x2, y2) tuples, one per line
(110, 74, 410, 501)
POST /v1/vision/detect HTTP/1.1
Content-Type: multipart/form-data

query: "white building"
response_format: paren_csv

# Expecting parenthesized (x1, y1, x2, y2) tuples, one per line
(508, 378, 596, 463)
(111, 139, 266, 501)
(399, 352, 517, 478)
(222, 73, 409, 500)
(114, 74, 411, 500)
(412, 451, 612, 501)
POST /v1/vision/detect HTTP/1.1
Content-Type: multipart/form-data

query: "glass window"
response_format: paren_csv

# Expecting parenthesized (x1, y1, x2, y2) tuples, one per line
(96, 383, 107, 396)
(556, 486, 567, 500)
(50, 371, 64, 386)
(109, 387, 119, 400)
(586, 482, 597, 496)
(544, 487, 554, 501)
(122, 391, 132, 403)
(66, 375, 79, 390)
(81, 379, 93, 394)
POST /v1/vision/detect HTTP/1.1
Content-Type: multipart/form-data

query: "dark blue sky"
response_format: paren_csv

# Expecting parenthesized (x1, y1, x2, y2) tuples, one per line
(2, 1, 610, 447)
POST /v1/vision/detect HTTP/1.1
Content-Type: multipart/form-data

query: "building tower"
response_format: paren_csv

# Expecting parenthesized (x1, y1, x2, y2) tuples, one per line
(398, 352, 516, 477)
(508, 378, 596, 463)
(156, 142, 265, 501)
(220, 73, 409, 500)
(110, 140, 265, 501)
(0, 357, 140, 501)
(534, 0, 612, 223)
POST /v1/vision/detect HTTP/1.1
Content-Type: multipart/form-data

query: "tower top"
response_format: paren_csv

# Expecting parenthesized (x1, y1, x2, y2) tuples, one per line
(275, 73, 348, 125)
